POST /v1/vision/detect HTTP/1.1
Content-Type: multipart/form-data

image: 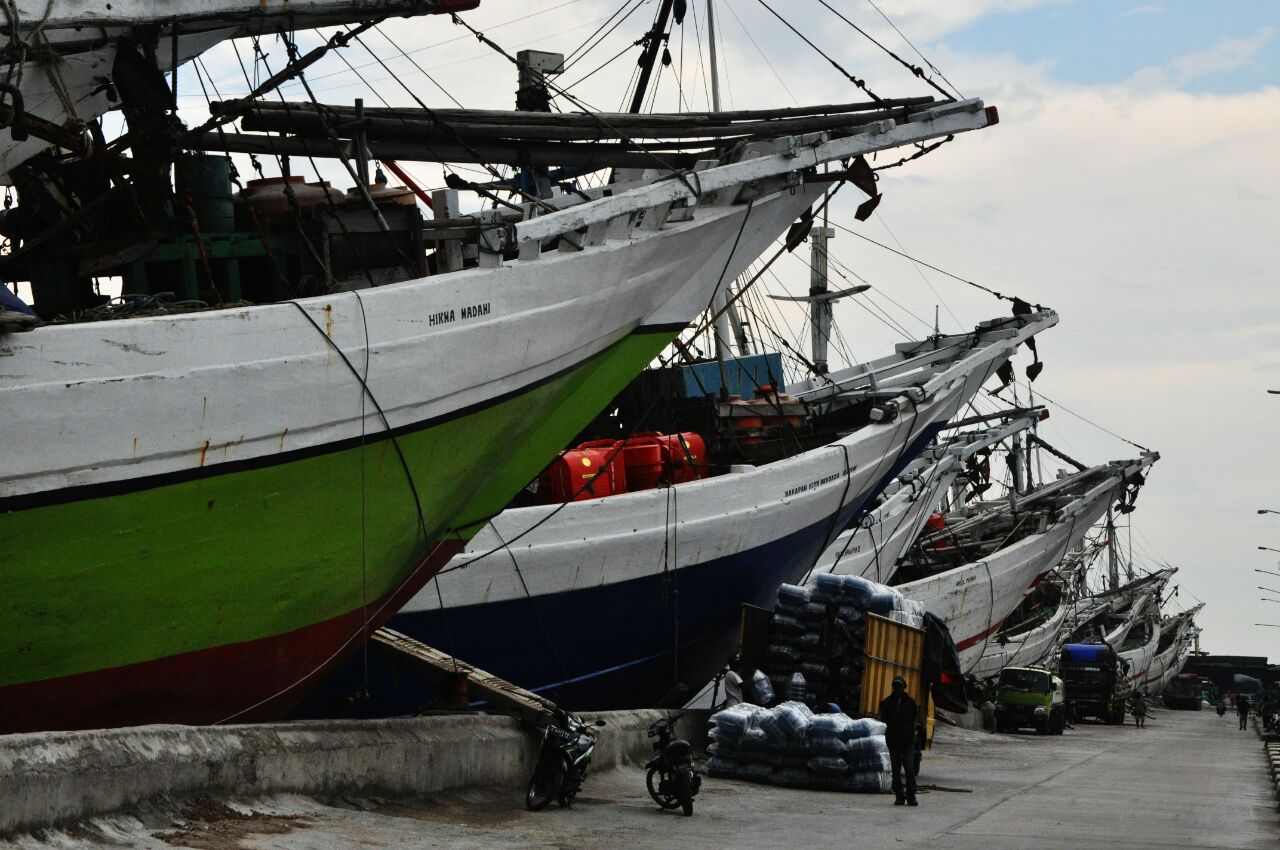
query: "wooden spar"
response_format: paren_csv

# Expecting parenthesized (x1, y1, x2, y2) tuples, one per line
(17, 0, 479, 31)
(188, 132, 707, 170)
(228, 102, 928, 141)
(508, 98, 996, 284)
(228, 96, 936, 124)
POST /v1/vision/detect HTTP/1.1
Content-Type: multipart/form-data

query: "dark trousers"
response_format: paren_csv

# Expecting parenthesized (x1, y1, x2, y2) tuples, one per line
(1239, 713, 1248, 730)
(888, 740, 917, 800)
(1134, 713, 1145, 727)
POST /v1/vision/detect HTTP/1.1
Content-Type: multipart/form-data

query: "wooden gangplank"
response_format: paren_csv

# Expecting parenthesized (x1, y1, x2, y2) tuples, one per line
(371, 627, 556, 724)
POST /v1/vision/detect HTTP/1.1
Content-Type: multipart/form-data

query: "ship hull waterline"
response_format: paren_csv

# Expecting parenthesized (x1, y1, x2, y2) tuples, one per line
(0, 184, 819, 733)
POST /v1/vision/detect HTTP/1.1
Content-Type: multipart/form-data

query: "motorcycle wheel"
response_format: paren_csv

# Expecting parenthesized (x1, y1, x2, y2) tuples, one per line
(526, 755, 566, 812)
(675, 770, 694, 817)
(646, 767, 681, 810)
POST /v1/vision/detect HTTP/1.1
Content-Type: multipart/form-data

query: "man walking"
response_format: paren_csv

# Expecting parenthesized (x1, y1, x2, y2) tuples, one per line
(1130, 692, 1147, 728)
(1237, 694, 1250, 731)
(879, 675, 919, 806)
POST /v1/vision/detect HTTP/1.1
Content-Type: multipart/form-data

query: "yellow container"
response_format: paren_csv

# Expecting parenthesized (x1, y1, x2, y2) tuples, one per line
(859, 613, 934, 747)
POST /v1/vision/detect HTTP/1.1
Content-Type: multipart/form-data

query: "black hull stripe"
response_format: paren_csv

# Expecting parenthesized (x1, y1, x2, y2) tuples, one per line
(1, 323, 687, 513)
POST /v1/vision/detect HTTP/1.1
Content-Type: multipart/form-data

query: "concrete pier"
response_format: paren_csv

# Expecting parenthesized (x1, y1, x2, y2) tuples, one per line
(1, 707, 1275, 848)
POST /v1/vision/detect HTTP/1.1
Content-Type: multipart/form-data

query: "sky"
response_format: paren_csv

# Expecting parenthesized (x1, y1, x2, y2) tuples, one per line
(162, 1, 1280, 657)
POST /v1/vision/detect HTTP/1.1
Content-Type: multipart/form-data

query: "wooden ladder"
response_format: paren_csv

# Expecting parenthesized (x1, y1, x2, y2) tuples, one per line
(371, 627, 557, 725)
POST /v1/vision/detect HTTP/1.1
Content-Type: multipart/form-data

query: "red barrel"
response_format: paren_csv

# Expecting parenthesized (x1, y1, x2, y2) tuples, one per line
(541, 447, 625, 502)
(661, 432, 709, 483)
(618, 434, 668, 491)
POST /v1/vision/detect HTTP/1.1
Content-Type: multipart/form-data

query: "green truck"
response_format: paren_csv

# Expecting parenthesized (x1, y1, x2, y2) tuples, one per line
(994, 666, 1067, 735)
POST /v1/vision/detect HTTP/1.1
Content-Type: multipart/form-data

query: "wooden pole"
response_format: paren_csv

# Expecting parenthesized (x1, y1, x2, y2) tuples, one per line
(629, 0, 675, 114)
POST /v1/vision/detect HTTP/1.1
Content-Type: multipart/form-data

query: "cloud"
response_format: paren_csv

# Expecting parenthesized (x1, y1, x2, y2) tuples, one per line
(1129, 26, 1275, 88)
(859, 1, 1063, 44)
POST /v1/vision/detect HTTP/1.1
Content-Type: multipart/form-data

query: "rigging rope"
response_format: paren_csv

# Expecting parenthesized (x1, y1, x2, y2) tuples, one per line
(864, 0, 964, 98)
(815, 0, 955, 102)
(829, 221, 1045, 310)
(750, 0, 887, 106)
(996, 380, 1150, 453)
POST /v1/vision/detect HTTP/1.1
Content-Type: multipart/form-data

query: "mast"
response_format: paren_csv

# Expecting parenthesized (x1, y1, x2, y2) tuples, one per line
(707, 0, 723, 113)
(629, 0, 676, 115)
(808, 225, 835, 375)
(705, 0, 752, 359)
(1106, 507, 1119, 591)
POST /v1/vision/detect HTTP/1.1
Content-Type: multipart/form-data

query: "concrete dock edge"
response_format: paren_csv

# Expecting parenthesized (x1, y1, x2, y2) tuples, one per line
(0, 709, 708, 837)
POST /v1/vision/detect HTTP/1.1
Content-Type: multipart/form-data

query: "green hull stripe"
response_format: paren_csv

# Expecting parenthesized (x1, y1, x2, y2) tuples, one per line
(0, 330, 672, 688)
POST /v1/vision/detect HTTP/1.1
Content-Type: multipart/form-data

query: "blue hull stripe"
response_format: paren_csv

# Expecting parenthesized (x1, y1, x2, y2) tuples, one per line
(294, 421, 946, 716)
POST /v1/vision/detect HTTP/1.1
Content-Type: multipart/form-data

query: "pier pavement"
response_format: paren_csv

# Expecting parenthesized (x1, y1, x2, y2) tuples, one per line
(4, 705, 1274, 849)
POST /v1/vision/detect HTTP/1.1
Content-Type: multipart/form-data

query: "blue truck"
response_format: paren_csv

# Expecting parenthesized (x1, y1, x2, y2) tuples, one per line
(1060, 643, 1131, 725)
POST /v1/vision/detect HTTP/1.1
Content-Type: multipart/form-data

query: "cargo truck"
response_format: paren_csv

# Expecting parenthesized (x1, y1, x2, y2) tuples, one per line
(1060, 643, 1130, 724)
(993, 666, 1066, 734)
(1163, 673, 1203, 710)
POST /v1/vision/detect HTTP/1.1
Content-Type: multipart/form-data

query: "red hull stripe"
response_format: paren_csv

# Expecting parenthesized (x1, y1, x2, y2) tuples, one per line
(0, 540, 464, 734)
(952, 571, 1052, 652)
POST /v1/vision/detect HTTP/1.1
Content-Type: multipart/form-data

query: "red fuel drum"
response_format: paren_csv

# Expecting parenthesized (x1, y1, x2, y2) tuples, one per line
(619, 435, 668, 491)
(541, 447, 626, 502)
(659, 432, 709, 483)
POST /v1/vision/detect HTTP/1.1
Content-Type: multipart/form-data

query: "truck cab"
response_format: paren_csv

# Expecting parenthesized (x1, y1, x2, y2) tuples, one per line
(1060, 643, 1130, 725)
(994, 666, 1066, 735)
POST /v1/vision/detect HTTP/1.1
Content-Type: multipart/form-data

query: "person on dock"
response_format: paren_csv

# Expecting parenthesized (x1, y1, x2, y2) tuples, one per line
(1130, 692, 1147, 728)
(1237, 694, 1250, 731)
(879, 675, 919, 807)
(818, 602, 851, 708)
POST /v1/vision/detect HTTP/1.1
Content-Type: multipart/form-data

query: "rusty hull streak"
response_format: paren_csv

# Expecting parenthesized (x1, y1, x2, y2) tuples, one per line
(102, 339, 165, 356)
(198, 439, 211, 468)
(278, 428, 289, 453)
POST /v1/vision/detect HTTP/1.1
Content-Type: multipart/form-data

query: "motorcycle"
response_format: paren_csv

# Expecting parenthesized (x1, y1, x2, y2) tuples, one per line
(526, 708, 604, 811)
(645, 713, 701, 816)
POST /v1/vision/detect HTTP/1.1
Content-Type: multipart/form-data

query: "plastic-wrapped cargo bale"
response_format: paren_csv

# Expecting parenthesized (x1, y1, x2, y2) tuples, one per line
(797, 601, 826, 623)
(845, 717, 887, 740)
(772, 613, 805, 635)
(836, 605, 866, 624)
(785, 672, 809, 703)
(758, 700, 810, 749)
(807, 734, 845, 757)
(807, 755, 848, 777)
(775, 583, 810, 619)
(845, 735, 891, 771)
(810, 572, 845, 602)
(845, 770, 892, 793)
(751, 669, 775, 705)
(775, 767, 811, 788)
(866, 588, 898, 615)
(707, 755, 744, 776)
(838, 575, 878, 608)
(709, 703, 758, 743)
(767, 642, 802, 665)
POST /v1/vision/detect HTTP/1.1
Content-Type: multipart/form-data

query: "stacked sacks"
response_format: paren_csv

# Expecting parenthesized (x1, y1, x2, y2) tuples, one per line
(761, 574, 926, 707)
(814, 573, 926, 629)
(707, 702, 892, 792)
